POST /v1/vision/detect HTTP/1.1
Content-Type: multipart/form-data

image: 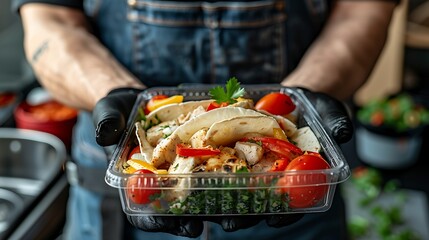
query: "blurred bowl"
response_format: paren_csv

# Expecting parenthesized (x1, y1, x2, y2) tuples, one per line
(14, 100, 78, 150)
(355, 122, 423, 170)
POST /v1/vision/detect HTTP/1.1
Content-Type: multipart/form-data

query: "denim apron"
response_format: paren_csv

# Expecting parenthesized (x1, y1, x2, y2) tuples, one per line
(65, 1, 347, 239)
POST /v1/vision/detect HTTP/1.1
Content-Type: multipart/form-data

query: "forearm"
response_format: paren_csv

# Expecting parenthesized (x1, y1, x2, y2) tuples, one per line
(282, 1, 397, 100)
(20, 4, 144, 111)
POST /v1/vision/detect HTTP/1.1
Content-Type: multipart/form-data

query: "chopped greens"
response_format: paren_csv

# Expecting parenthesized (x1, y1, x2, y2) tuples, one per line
(156, 177, 290, 215)
(357, 93, 429, 132)
(144, 114, 161, 130)
(209, 77, 245, 104)
(137, 108, 146, 122)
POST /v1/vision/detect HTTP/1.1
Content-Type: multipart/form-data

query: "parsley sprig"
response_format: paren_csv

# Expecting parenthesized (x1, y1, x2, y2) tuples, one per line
(209, 77, 245, 104)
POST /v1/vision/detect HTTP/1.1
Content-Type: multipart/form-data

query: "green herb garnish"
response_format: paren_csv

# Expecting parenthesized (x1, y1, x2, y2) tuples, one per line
(209, 77, 245, 104)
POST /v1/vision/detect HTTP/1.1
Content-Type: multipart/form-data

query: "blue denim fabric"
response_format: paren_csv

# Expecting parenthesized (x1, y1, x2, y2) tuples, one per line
(64, 112, 106, 240)
(65, 1, 345, 240)
(84, 0, 330, 87)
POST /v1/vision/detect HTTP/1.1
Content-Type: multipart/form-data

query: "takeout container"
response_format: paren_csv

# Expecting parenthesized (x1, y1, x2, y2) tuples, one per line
(105, 86, 351, 216)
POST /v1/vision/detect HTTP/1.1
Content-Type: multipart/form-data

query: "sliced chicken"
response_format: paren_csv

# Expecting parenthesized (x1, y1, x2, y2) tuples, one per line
(168, 156, 204, 174)
(189, 128, 209, 148)
(234, 141, 264, 165)
(146, 120, 180, 146)
(251, 151, 279, 172)
(151, 134, 182, 168)
(192, 147, 248, 173)
(166, 155, 203, 202)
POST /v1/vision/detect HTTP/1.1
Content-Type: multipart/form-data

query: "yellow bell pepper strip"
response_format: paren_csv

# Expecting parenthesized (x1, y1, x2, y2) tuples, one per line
(145, 95, 184, 113)
(273, 127, 288, 141)
(127, 159, 159, 173)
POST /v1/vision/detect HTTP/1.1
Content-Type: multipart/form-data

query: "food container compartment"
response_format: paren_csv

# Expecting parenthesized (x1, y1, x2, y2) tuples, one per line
(105, 85, 351, 216)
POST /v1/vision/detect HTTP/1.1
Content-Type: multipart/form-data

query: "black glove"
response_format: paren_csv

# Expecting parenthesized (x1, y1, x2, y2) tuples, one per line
(299, 88, 354, 144)
(93, 88, 143, 146)
(127, 216, 205, 238)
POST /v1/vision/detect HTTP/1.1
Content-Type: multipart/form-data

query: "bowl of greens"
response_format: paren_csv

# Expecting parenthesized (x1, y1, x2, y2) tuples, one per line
(355, 93, 429, 169)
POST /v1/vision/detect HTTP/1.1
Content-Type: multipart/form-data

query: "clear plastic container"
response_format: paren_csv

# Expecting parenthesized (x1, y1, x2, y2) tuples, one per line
(105, 85, 350, 216)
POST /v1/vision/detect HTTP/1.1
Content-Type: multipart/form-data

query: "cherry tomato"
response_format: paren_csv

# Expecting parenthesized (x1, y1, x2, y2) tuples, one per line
(370, 111, 384, 126)
(255, 92, 296, 115)
(304, 151, 323, 159)
(277, 155, 330, 208)
(127, 146, 141, 160)
(126, 169, 161, 204)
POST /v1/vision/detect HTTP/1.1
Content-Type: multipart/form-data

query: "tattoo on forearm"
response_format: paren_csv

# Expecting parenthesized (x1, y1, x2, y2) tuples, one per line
(32, 41, 49, 63)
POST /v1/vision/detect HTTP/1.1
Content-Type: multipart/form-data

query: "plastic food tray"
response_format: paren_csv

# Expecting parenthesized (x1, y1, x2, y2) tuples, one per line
(105, 85, 351, 216)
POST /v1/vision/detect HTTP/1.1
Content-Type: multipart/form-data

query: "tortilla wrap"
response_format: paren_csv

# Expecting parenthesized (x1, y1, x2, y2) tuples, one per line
(205, 115, 281, 147)
(150, 107, 265, 167)
(145, 99, 214, 123)
(290, 126, 321, 152)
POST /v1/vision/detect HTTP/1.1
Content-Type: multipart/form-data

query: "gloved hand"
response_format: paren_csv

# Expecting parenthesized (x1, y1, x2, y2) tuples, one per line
(298, 87, 353, 144)
(93, 86, 353, 237)
(127, 215, 205, 238)
(93, 88, 143, 146)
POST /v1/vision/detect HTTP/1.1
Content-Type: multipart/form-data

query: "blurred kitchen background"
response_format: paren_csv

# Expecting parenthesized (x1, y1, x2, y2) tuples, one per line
(1, 0, 429, 239)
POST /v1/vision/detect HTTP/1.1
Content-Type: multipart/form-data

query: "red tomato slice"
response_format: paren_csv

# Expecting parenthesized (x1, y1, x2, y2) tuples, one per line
(255, 92, 296, 115)
(206, 102, 228, 111)
(277, 155, 330, 208)
(176, 144, 221, 157)
(370, 111, 384, 126)
(241, 136, 303, 161)
(126, 169, 161, 204)
(270, 158, 289, 172)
